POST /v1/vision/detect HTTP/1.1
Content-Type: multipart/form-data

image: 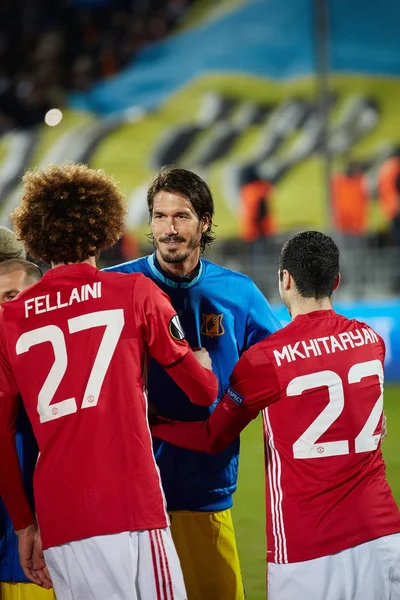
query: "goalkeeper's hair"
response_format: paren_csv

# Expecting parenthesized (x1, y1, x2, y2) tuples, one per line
(10, 163, 127, 265)
(279, 231, 339, 300)
(147, 166, 216, 253)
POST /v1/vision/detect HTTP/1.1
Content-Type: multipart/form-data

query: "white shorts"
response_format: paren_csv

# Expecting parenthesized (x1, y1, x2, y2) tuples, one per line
(268, 533, 400, 600)
(44, 529, 187, 600)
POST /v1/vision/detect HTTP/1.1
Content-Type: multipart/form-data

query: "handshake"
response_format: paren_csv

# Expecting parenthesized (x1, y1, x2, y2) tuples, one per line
(147, 347, 213, 426)
(191, 347, 213, 371)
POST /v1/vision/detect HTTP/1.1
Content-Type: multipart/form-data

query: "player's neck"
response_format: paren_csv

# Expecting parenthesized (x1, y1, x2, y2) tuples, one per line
(290, 297, 333, 320)
(51, 257, 97, 269)
(155, 249, 200, 279)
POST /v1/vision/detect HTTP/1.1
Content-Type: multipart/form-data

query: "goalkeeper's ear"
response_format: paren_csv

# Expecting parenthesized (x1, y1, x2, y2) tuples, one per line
(333, 273, 340, 292)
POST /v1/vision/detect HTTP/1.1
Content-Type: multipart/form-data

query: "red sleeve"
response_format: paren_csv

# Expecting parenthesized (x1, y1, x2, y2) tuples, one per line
(166, 351, 218, 407)
(0, 316, 35, 530)
(134, 274, 217, 406)
(0, 394, 35, 530)
(152, 343, 279, 453)
(134, 274, 188, 366)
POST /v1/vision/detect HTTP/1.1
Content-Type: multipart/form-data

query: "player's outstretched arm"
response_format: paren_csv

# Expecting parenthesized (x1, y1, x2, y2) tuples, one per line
(165, 348, 218, 407)
(152, 393, 258, 454)
(152, 345, 279, 452)
(136, 275, 218, 406)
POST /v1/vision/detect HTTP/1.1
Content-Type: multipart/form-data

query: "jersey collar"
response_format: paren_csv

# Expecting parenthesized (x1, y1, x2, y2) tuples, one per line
(294, 309, 337, 322)
(147, 253, 203, 289)
(43, 263, 98, 278)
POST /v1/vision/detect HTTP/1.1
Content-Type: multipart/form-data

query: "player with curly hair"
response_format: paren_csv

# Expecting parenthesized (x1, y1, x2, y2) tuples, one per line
(0, 163, 218, 600)
(12, 163, 126, 265)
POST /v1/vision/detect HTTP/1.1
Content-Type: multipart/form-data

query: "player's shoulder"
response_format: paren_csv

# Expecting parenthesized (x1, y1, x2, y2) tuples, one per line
(347, 316, 383, 345)
(250, 316, 312, 362)
(328, 311, 381, 341)
(257, 317, 298, 347)
(99, 268, 153, 295)
(231, 337, 276, 384)
(102, 256, 150, 275)
(201, 259, 258, 288)
(239, 335, 275, 366)
(349, 315, 378, 331)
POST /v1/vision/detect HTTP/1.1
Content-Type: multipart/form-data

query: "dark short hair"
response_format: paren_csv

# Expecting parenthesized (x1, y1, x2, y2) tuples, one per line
(11, 163, 127, 265)
(0, 258, 42, 285)
(147, 166, 216, 253)
(279, 231, 339, 300)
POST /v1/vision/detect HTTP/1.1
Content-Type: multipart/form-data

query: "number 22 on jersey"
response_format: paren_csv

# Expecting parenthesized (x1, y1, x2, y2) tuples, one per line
(16, 309, 124, 423)
(287, 360, 383, 459)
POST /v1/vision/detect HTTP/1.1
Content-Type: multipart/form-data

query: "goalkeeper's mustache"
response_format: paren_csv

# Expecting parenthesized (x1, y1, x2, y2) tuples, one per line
(159, 235, 186, 243)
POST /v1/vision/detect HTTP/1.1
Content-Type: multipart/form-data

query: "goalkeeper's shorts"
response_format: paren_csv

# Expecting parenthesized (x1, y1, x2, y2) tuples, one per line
(169, 508, 245, 600)
(0, 583, 55, 600)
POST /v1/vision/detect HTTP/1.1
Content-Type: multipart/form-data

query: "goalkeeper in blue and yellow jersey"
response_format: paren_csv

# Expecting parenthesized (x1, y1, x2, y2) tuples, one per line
(105, 167, 281, 600)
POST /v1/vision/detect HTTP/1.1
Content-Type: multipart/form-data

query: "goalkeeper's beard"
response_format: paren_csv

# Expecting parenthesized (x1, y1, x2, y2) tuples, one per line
(155, 234, 201, 264)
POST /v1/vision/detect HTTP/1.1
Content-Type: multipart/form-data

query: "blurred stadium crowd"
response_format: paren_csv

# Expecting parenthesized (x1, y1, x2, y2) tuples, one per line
(0, 0, 400, 305)
(0, 0, 192, 132)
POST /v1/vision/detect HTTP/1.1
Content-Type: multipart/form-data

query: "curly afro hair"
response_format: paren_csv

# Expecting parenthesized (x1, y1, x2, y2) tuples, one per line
(10, 163, 127, 265)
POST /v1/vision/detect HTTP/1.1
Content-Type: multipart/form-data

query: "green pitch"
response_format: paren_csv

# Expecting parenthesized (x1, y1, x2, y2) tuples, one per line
(232, 384, 400, 599)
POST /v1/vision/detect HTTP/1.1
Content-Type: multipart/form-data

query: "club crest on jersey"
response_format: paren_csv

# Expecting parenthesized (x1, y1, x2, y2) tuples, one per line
(201, 313, 225, 338)
(169, 315, 185, 341)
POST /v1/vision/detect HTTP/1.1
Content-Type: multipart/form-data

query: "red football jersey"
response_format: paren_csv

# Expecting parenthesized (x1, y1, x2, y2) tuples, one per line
(153, 310, 400, 563)
(0, 263, 202, 549)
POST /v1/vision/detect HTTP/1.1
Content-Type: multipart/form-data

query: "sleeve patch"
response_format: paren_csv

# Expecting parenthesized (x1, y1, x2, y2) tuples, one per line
(169, 315, 186, 341)
(227, 387, 244, 406)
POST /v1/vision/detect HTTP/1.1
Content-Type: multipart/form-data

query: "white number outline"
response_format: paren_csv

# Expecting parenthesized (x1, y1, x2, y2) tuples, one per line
(288, 371, 349, 459)
(350, 360, 383, 453)
(16, 309, 124, 422)
(288, 360, 383, 459)
(16, 325, 76, 423)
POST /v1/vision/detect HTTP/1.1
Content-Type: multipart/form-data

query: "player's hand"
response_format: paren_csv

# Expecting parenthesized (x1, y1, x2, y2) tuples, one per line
(193, 347, 212, 371)
(32, 530, 53, 589)
(16, 523, 52, 588)
(382, 413, 388, 440)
